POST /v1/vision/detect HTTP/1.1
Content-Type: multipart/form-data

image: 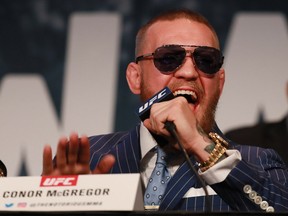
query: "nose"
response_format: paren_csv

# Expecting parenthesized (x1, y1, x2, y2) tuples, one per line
(173, 52, 199, 79)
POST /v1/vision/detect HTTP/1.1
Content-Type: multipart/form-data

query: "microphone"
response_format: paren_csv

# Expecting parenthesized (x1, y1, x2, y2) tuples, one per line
(137, 87, 211, 213)
(136, 87, 174, 122)
(0, 160, 7, 177)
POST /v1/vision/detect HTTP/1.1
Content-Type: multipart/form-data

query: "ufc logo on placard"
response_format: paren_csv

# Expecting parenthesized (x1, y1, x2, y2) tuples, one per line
(40, 176, 78, 187)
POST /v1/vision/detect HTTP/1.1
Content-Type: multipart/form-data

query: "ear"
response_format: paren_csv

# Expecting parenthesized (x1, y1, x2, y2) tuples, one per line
(218, 68, 225, 95)
(126, 62, 141, 95)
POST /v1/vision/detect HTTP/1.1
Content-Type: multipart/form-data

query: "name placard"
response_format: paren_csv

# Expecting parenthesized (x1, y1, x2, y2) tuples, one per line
(0, 174, 144, 212)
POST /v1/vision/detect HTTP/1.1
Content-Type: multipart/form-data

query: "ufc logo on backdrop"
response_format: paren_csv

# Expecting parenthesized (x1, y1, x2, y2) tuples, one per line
(40, 175, 78, 187)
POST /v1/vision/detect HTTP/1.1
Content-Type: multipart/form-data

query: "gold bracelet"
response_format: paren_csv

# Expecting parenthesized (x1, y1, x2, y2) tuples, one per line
(200, 142, 226, 171)
(200, 133, 229, 172)
(209, 132, 229, 148)
(201, 142, 225, 167)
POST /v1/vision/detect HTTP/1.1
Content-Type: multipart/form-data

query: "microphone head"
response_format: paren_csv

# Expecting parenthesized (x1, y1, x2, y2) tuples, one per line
(137, 87, 174, 121)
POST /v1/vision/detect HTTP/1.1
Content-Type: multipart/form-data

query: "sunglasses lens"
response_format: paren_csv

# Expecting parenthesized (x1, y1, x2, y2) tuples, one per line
(193, 47, 223, 74)
(153, 46, 186, 73)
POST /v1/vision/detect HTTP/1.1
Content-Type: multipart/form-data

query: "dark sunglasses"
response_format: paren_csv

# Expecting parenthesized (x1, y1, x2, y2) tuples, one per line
(135, 44, 224, 75)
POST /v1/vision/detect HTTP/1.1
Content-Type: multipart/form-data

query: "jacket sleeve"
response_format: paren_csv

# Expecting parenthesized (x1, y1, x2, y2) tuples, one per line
(210, 146, 288, 212)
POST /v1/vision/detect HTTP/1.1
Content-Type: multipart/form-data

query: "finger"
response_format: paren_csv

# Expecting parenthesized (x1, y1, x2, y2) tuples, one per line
(42, 145, 53, 175)
(92, 154, 115, 174)
(67, 132, 80, 165)
(56, 136, 69, 170)
(143, 114, 170, 137)
(149, 103, 170, 132)
(143, 119, 151, 131)
(78, 134, 90, 164)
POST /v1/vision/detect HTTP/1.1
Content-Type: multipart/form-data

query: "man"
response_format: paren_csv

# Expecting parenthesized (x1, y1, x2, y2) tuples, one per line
(225, 81, 288, 164)
(42, 9, 288, 212)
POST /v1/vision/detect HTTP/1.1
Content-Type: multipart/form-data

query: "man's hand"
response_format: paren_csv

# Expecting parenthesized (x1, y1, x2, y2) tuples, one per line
(42, 132, 115, 176)
(143, 97, 211, 162)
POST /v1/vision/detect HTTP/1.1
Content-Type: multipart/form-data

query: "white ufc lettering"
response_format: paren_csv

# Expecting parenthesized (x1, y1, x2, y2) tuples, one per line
(41, 177, 77, 187)
(138, 88, 167, 113)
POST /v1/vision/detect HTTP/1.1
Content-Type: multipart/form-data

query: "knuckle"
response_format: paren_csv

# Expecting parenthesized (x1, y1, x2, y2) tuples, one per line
(174, 96, 187, 107)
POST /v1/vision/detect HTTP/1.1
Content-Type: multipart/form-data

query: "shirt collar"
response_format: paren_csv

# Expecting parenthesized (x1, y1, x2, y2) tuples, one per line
(140, 123, 158, 159)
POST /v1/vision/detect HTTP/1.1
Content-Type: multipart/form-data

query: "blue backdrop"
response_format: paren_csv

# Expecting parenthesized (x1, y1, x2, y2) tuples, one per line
(1, 0, 288, 176)
(1, 0, 287, 132)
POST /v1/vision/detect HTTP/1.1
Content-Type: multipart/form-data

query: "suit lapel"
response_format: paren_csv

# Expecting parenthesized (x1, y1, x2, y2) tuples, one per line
(110, 125, 142, 173)
(159, 158, 198, 210)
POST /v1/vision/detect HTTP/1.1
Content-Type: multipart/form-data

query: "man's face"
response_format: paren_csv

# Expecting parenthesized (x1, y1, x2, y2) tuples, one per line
(135, 19, 225, 133)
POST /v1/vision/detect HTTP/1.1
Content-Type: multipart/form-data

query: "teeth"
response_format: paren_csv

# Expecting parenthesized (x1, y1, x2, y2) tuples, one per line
(173, 90, 198, 103)
(173, 90, 197, 99)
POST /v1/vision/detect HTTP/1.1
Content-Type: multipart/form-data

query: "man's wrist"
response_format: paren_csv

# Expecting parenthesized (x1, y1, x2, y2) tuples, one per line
(199, 133, 228, 172)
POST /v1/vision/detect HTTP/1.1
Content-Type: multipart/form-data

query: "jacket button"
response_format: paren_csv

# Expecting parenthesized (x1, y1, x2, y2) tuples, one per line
(243, 185, 252, 194)
(260, 201, 269, 210)
(266, 206, 274, 212)
(249, 190, 257, 200)
(254, 196, 262, 204)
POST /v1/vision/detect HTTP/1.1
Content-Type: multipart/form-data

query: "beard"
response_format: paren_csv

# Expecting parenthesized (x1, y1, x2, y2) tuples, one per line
(139, 77, 221, 134)
(196, 91, 219, 134)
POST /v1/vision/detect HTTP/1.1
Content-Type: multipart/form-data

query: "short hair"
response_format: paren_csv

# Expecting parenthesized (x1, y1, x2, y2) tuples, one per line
(135, 9, 219, 57)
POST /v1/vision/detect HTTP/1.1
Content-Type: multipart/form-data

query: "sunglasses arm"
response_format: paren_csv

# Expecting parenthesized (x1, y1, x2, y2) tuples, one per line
(135, 53, 154, 63)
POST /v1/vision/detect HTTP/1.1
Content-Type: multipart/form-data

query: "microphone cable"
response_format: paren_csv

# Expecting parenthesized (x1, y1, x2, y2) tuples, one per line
(164, 121, 211, 213)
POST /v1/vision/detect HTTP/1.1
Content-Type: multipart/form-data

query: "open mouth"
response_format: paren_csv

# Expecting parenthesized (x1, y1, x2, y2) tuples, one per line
(173, 90, 198, 104)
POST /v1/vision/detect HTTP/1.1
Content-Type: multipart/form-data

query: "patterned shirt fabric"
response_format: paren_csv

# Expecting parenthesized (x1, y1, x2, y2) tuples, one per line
(144, 146, 171, 209)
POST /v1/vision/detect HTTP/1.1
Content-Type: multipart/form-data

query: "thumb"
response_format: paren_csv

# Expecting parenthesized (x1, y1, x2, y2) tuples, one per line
(92, 154, 116, 174)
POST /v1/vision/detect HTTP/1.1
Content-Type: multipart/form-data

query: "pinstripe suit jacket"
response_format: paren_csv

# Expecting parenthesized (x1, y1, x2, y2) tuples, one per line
(88, 124, 288, 212)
